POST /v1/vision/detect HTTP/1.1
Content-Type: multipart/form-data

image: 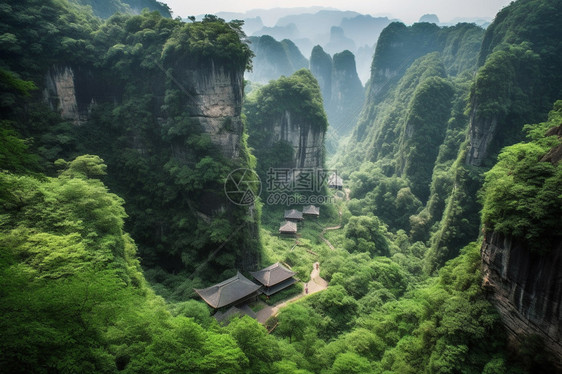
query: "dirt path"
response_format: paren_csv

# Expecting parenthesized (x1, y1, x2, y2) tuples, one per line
(256, 262, 328, 324)
(318, 192, 347, 249)
(317, 187, 351, 249)
(319, 211, 342, 250)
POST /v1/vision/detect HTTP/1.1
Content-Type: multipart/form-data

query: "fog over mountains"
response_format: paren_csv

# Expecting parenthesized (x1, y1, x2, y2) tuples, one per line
(198, 7, 491, 83)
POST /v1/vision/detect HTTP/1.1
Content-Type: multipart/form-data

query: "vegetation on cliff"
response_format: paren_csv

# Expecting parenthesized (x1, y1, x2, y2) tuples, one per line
(1, 1, 258, 284)
(1, 0, 561, 372)
(481, 101, 562, 253)
(333, 0, 562, 273)
(426, 0, 562, 270)
(244, 69, 328, 181)
(335, 52, 455, 236)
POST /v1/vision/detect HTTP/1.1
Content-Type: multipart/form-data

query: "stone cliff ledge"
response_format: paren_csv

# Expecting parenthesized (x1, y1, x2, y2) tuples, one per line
(481, 231, 562, 364)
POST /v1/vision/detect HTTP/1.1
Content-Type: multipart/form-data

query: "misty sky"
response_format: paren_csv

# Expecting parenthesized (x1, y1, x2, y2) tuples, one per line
(162, 0, 512, 24)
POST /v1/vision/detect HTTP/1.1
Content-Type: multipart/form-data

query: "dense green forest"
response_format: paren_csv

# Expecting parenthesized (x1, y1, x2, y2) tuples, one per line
(1, 0, 561, 372)
(481, 102, 562, 253)
(333, 0, 562, 271)
(1, 0, 259, 289)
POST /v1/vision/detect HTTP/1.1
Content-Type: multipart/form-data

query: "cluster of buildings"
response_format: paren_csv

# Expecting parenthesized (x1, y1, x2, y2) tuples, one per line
(279, 205, 320, 235)
(194, 173, 344, 322)
(194, 262, 297, 322)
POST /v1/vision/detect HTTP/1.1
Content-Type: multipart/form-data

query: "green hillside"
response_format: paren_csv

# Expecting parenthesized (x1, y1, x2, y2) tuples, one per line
(1, 0, 561, 372)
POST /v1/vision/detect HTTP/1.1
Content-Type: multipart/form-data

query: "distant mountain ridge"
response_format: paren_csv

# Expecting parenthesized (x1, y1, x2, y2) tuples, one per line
(208, 9, 393, 83)
(245, 35, 309, 84)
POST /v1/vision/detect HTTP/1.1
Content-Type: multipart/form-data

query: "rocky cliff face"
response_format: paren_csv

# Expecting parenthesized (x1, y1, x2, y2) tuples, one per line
(245, 35, 308, 84)
(43, 66, 84, 125)
(465, 105, 498, 166)
(329, 50, 364, 136)
(245, 69, 327, 174)
(309, 47, 363, 137)
(271, 110, 325, 169)
(481, 231, 562, 363)
(43, 62, 245, 159)
(310, 45, 332, 104)
(179, 62, 245, 159)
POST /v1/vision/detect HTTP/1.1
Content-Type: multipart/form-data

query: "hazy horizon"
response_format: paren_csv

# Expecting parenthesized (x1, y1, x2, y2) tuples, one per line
(162, 0, 512, 25)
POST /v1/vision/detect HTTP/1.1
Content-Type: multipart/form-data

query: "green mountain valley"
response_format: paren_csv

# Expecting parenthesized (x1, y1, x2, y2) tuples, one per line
(1, 0, 560, 373)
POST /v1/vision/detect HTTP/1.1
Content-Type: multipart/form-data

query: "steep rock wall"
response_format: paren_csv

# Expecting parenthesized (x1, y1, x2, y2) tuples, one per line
(309, 47, 363, 138)
(271, 110, 325, 169)
(42, 60, 258, 272)
(43, 66, 83, 125)
(328, 51, 364, 136)
(43, 62, 245, 159)
(465, 105, 498, 166)
(180, 62, 245, 160)
(309, 45, 332, 105)
(481, 231, 562, 362)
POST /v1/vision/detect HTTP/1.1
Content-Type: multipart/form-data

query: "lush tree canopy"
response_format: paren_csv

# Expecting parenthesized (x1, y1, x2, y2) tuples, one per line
(481, 101, 562, 252)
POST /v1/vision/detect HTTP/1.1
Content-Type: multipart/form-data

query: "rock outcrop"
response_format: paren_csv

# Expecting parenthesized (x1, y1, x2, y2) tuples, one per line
(310, 45, 332, 104)
(179, 62, 245, 159)
(245, 35, 308, 84)
(328, 50, 364, 136)
(464, 106, 498, 166)
(309, 47, 363, 137)
(245, 69, 327, 173)
(43, 62, 245, 159)
(270, 110, 325, 169)
(481, 231, 562, 364)
(43, 66, 84, 125)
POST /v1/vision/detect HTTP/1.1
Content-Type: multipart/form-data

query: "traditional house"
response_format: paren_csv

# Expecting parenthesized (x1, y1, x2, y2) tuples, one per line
(328, 173, 343, 190)
(279, 220, 297, 235)
(284, 209, 304, 221)
(251, 262, 297, 296)
(194, 272, 262, 310)
(302, 205, 320, 217)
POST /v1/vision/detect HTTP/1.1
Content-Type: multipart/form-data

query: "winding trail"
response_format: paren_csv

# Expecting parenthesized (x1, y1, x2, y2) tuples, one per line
(318, 188, 350, 250)
(319, 212, 342, 250)
(256, 262, 328, 324)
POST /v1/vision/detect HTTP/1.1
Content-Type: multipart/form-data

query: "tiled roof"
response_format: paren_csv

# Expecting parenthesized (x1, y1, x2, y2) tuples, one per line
(303, 205, 320, 215)
(194, 272, 261, 309)
(251, 262, 296, 287)
(279, 220, 297, 233)
(284, 209, 303, 220)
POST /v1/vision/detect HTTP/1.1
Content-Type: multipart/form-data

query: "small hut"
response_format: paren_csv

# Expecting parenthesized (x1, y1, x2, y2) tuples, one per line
(302, 205, 320, 217)
(328, 173, 343, 190)
(194, 272, 262, 310)
(284, 209, 303, 221)
(279, 220, 297, 235)
(251, 262, 297, 296)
